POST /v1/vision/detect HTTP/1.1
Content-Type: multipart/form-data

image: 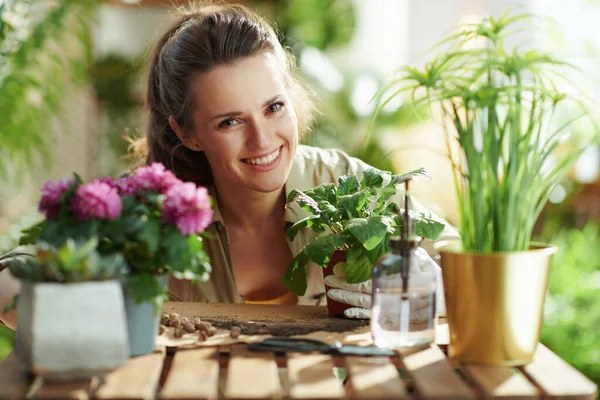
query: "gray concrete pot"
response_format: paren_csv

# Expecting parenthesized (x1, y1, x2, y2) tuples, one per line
(14, 280, 129, 381)
(122, 274, 169, 357)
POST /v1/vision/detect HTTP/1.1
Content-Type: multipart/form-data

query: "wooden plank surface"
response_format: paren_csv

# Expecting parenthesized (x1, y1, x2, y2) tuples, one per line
(287, 353, 344, 399)
(0, 352, 32, 399)
(34, 377, 99, 399)
(95, 348, 165, 400)
(463, 365, 539, 399)
(402, 345, 475, 399)
(521, 344, 597, 400)
(345, 356, 407, 399)
(160, 348, 219, 400)
(225, 345, 281, 399)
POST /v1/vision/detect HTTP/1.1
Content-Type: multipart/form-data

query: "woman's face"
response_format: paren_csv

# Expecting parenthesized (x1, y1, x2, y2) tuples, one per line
(187, 52, 299, 194)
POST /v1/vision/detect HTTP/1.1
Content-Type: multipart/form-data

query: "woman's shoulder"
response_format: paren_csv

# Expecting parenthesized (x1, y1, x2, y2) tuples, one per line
(289, 145, 372, 190)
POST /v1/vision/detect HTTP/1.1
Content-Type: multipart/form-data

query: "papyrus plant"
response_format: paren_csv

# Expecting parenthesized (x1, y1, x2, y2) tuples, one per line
(373, 11, 596, 252)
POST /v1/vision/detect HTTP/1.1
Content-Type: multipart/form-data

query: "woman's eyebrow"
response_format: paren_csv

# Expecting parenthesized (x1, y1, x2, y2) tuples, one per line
(210, 94, 284, 121)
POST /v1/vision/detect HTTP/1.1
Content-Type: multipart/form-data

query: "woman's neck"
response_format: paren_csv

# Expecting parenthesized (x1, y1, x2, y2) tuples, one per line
(214, 183, 286, 230)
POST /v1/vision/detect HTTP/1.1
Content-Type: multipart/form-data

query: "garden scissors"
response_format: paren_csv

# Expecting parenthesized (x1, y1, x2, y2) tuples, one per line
(247, 337, 396, 357)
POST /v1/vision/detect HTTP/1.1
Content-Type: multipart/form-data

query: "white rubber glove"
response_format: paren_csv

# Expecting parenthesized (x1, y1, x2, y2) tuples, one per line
(325, 251, 446, 320)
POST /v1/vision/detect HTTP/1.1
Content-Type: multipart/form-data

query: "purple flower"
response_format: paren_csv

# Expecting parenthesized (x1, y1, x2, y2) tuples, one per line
(71, 181, 122, 221)
(130, 163, 181, 194)
(38, 179, 73, 220)
(162, 182, 213, 235)
(97, 176, 116, 188)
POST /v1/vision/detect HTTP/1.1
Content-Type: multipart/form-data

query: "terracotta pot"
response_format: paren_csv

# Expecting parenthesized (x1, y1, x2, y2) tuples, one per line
(323, 250, 352, 317)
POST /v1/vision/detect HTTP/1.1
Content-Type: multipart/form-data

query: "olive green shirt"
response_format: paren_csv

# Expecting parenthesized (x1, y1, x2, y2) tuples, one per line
(167, 145, 459, 305)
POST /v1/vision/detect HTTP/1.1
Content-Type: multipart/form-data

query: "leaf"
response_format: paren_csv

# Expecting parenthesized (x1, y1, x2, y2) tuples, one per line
(287, 215, 322, 241)
(390, 168, 431, 185)
(286, 189, 321, 214)
(337, 175, 360, 196)
(365, 239, 388, 264)
(346, 216, 394, 251)
(338, 190, 369, 219)
(306, 183, 337, 204)
(361, 169, 392, 189)
(305, 234, 346, 267)
(345, 245, 372, 284)
(316, 200, 338, 225)
(414, 216, 445, 240)
(127, 273, 167, 305)
(139, 218, 161, 253)
(19, 221, 46, 246)
(282, 251, 309, 296)
(2, 295, 18, 313)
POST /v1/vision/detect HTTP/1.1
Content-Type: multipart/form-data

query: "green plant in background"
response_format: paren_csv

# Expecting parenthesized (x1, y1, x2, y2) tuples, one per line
(372, 10, 597, 253)
(0, 0, 96, 183)
(539, 222, 600, 385)
(283, 168, 445, 295)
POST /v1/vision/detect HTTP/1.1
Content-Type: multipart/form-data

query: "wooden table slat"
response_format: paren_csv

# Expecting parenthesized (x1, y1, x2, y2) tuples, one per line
(0, 353, 32, 399)
(401, 345, 475, 399)
(463, 365, 540, 399)
(225, 344, 281, 400)
(160, 347, 219, 400)
(345, 356, 408, 399)
(520, 344, 597, 400)
(287, 352, 344, 399)
(35, 377, 99, 400)
(95, 348, 165, 400)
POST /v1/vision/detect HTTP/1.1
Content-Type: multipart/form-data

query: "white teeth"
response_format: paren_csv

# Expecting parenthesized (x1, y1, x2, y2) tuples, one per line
(244, 147, 280, 166)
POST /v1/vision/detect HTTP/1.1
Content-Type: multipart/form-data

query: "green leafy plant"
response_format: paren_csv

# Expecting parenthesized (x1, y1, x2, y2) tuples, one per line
(282, 168, 445, 295)
(4, 238, 124, 283)
(372, 11, 597, 252)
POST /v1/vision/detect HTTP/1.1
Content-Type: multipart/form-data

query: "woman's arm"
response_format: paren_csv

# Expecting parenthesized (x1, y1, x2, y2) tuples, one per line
(0, 267, 19, 330)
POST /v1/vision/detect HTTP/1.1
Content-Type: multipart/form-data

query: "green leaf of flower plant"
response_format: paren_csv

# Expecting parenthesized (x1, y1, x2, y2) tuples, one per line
(305, 234, 346, 267)
(360, 169, 392, 189)
(338, 190, 369, 219)
(346, 216, 394, 251)
(337, 175, 360, 196)
(286, 189, 321, 214)
(282, 251, 309, 296)
(345, 245, 372, 284)
(414, 215, 445, 240)
(287, 215, 322, 241)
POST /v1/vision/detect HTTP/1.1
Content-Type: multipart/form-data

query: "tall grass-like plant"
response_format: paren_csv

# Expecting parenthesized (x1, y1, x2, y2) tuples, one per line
(372, 11, 597, 252)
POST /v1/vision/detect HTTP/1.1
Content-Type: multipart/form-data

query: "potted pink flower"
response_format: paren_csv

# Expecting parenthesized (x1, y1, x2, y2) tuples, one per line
(18, 163, 213, 356)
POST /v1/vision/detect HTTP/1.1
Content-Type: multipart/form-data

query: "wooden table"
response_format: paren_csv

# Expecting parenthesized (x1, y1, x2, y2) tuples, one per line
(0, 303, 597, 400)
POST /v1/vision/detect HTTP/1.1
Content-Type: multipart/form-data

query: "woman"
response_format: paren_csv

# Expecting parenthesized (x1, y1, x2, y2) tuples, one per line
(140, 3, 457, 317)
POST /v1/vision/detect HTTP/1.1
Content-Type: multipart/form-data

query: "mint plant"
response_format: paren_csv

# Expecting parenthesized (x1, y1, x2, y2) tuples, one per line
(282, 168, 445, 296)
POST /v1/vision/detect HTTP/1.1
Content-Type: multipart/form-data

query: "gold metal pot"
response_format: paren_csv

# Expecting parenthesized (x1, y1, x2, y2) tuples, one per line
(435, 241, 557, 366)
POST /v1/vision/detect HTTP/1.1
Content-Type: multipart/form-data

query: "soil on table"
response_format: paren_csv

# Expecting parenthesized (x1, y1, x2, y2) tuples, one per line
(162, 303, 369, 337)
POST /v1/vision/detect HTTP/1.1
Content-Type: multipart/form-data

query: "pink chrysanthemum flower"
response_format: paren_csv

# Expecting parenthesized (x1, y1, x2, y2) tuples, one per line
(97, 177, 116, 188)
(38, 179, 73, 220)
(115, 177, 136, 196)
(130, 163, 181, 194)
(71, 181, 123, 221)
(162, 182, 213, 235)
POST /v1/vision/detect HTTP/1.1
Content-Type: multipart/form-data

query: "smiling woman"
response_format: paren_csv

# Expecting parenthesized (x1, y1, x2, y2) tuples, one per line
(131, 3, 458, 317)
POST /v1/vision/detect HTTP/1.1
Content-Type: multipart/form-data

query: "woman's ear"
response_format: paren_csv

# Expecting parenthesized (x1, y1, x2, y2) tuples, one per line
(168, 116, 202, 151)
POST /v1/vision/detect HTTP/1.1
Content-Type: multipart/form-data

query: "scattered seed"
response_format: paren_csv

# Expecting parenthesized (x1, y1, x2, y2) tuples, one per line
(174, 327, 184, 338)
(230, 326, 241, 339)
(171, 313, 180, 320)
(159, 324, 167, 335)
(180, 317, 190, 325)
(198, 331, 208, 342)
(207, 327, 217, 337)
(183, 322, 196, 333)
(195, 321, 210, 331)
(160, 315, 170, 325)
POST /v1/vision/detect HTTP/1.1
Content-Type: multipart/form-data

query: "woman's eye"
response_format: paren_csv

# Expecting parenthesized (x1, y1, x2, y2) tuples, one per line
(218, 119, 238, 129)
(266, 102, 285, 114)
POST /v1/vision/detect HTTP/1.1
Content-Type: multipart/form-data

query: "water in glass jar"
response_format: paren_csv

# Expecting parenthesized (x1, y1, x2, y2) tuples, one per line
(371, 287, 436, 349)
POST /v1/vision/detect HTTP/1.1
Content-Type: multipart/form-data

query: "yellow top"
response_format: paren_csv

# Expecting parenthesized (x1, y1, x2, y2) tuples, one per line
(244, 291, 298, 305)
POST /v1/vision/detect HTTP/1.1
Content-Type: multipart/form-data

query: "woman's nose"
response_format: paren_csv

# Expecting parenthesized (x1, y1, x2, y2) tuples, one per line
(247, 119, 271, 149)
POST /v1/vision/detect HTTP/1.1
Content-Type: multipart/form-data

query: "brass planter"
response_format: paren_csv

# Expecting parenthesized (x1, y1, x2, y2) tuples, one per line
(435, 241, 557, 366)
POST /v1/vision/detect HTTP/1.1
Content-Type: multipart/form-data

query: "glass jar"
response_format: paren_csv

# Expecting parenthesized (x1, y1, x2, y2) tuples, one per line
(371, 236, 438, 349)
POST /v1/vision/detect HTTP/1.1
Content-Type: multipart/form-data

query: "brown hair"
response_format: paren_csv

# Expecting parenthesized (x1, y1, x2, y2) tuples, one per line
(133, 3, 315, 186)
